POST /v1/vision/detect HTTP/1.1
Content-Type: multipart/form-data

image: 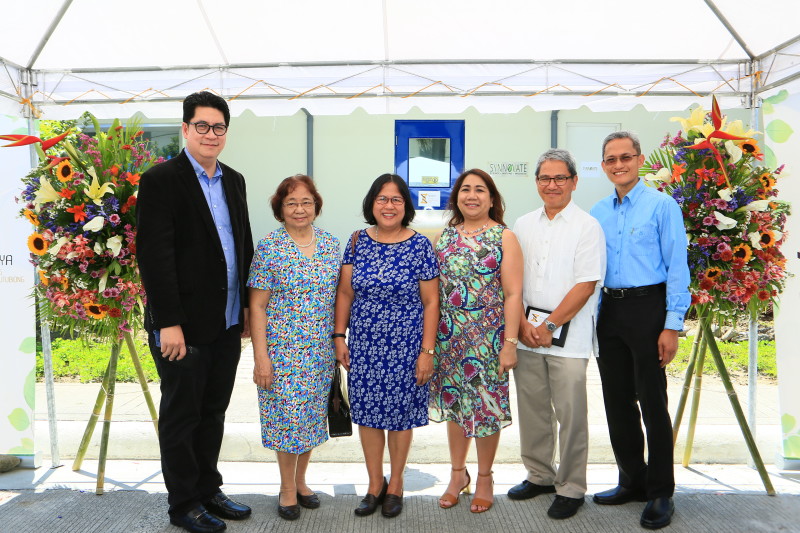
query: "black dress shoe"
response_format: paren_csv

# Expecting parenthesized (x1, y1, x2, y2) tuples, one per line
(278, 503, 301, 521)
(354, 477, 388, 516)
(381, 493, 403, 518)
(204, 492, 251, 520)
(507, 480, 556, 501)
(592, 485, 647, 505)
(547, 495, 584, 519)
(641, 497, 674, 529)
(169, 505, 226, 533)
(297, 491, 320, 509)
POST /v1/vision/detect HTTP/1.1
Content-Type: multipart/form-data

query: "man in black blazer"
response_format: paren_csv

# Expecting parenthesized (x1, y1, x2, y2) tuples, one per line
(137, 91, 254, 533)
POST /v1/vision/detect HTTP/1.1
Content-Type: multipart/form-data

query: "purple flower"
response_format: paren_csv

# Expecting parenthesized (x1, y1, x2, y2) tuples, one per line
(703, 216, 715, 226)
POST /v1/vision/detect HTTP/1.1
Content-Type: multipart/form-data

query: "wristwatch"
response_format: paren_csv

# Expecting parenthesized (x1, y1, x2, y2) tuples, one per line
(420, 347, 435, 355)
(504, 337, 518, 345)
(544, 319, 558, 332)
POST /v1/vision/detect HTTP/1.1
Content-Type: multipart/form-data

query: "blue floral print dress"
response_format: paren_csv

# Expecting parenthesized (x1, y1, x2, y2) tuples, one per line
(247, 226, 339, 454)
(343, 230, 439, 431)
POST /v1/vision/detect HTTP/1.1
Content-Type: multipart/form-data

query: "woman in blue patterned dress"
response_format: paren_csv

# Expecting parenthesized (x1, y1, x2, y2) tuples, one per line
(248, 175, 340, 521)
(429, 169, 523, 513)
(334, 174, 439, 519)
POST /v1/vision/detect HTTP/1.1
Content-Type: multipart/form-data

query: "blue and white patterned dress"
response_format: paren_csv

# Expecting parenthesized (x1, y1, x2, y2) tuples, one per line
(343, 230, 439, 431)
(247, 226, 340, 454)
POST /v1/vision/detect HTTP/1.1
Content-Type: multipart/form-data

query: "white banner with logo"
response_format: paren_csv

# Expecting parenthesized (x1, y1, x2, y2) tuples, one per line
(767, 90, 800, 468)
(0, 114, 37, 462)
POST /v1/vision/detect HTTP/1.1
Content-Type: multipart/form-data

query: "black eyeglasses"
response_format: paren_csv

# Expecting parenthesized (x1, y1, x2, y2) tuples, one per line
(188, 121, 228, 136)
(536, 175, 574, 186)
(603, 154, 639, 165)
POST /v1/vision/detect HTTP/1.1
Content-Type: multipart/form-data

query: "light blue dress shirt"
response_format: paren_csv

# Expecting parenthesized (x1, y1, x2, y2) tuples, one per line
(590, 179, 690, 330)
(185, 149, 240, 329)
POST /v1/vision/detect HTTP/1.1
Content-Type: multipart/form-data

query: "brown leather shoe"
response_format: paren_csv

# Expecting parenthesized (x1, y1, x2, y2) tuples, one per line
(354, 477, 388, 516)
(381, 493, 403, 518)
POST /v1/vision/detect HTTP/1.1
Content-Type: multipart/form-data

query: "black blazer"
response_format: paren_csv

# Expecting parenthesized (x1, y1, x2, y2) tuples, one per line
(136, 150, 254, 345)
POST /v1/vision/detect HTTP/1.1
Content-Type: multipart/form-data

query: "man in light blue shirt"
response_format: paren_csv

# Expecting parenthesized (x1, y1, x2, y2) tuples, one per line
(590, 131, 690, 530)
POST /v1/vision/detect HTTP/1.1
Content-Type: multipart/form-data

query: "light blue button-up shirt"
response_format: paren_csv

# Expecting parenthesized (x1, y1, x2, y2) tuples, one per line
(185, 149, 240, 329)
(590, 179, 690, 330)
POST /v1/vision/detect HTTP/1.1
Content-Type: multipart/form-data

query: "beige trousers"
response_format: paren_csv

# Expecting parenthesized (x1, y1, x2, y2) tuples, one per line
(513, 349, 589, 499)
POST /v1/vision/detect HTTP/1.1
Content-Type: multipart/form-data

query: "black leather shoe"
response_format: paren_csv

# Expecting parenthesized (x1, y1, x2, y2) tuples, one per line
(278, 503, 301, 521)
(592, 485, 647, 505)
(354, 477, 388, 516)
(507, 480, 556, 501)
(204, 492, 251, 520)
(381, 493, 403, 518)
(640, 497, 674, 529)
(297, 491, 320, 509)
(169, 505, 226, 533)
(547, 495, 584, 519)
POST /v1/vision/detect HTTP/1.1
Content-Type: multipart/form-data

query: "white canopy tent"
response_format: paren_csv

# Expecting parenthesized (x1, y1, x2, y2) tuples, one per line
(1, 0, 799, 119)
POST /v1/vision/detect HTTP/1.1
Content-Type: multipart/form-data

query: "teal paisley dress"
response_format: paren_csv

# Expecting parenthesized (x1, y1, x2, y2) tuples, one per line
(429, 224, 512, 438)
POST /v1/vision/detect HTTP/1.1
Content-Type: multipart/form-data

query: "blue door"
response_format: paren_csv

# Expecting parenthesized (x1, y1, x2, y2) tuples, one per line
(395, 120, 465, 210)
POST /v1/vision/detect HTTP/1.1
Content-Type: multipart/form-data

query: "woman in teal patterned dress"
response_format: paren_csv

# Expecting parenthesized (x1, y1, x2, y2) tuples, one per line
(430, 168, 523, 513)
(248, 175, 339, 521)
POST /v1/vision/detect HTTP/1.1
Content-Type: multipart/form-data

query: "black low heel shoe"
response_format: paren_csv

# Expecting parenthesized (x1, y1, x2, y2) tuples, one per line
(381, 493, 403, 518)
(297, 491, 320, 509)
(354, 477, 388, 516)
(278, 503, 301, 521)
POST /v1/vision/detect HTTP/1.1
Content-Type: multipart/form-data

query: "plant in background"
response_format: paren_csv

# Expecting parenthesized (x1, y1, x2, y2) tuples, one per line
(642, 96, 790, 323)
(6, 114, 164, 341)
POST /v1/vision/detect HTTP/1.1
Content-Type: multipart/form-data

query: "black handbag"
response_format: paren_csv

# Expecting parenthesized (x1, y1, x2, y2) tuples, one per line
(328, 366, 353, 438)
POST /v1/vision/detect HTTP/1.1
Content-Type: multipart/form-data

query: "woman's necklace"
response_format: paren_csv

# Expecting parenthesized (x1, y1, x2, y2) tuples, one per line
(287, 227, 316, 248)
(459, 221, 490, 235)
(374, 226, 404, 243)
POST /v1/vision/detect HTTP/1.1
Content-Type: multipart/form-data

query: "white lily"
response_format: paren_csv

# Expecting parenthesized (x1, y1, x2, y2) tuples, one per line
(106, 235, 123, 257)
(98, 271, 109, 293)
(713, 211, 738, 231)
(48, 236, 69, 257)
(34, 177, 62, 207)
(748, 231, 762, 249)
(86, 167, 115, 206)
(725, 140, 742, 163)
(94, 242, 104, 255)
(718, 188, 734, 201)
(83, 216, 105, 232)
(645, 167, 671, 182)
(737, 200, 771, 212)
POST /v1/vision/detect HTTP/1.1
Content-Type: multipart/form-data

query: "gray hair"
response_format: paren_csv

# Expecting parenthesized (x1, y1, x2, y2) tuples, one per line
(535, 148, 578, 177)
(602, 131, 641, 158)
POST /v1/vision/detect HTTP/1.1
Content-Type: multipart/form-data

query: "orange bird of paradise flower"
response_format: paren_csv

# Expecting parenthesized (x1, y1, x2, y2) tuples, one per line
(0, 130, 71, 150)
(685, 96, 748, 189)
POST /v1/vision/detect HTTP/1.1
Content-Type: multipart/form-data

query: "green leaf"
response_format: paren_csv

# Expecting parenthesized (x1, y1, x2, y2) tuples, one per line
(8, 438, 34, 454)
(783, 413, 797, 434)
(763, 90, 788, 105)
(7, 408, 30, 431)
(18, 337, 36, 354)
(764, 145, 777, 169)
(24, 370, 35, 410)
(90, 113, 101, 137)
(765, 119, 793, 143)
(786, 435, 800, 459)
(761, 101, 774, 115)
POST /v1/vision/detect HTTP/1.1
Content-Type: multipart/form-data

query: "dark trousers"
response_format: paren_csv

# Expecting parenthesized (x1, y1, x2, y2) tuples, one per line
(149, 325, 242, 515)
(596, 288, 675, 499)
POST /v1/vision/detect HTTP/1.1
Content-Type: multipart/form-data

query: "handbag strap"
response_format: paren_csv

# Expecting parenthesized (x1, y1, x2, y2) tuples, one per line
(350, 230, 359, 256)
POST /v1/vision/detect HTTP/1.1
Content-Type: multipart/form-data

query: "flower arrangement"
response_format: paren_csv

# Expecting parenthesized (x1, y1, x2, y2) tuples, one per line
(642, 96, 790, 320)
(7, 115, 163, 341)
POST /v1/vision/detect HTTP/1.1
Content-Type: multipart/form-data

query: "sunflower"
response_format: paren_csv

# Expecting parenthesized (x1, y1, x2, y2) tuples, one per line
(740, 138, 761, 156)
(758, 172, 775, 190)
(27, 233, 48, 255)
(23, 209, 39, 226)
(732, 244, 752, 263)
(84, 303, 107, 320)
(704, 267, 722, 280)
(38, 270, 49, 286)
(55, 159, 74, 183)
(759, 230, 776, 248)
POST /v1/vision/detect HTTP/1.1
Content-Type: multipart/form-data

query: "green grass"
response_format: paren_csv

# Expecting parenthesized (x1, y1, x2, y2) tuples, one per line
(669, 336, 777, 380)
(36, 337, 159, 383)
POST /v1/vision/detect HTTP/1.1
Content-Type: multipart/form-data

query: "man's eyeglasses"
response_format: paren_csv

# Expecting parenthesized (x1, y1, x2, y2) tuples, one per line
(536, 175, 574, 187)
(189, 121, 228, 136)
(376, 196, 405, 205)
(603, 154, 639, 165)
(283, 200, 315, 210)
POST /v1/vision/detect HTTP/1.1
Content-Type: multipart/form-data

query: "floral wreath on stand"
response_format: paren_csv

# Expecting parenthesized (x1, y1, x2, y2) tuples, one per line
(4, 114, 163, 341)
(642, 96, 790, 323)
